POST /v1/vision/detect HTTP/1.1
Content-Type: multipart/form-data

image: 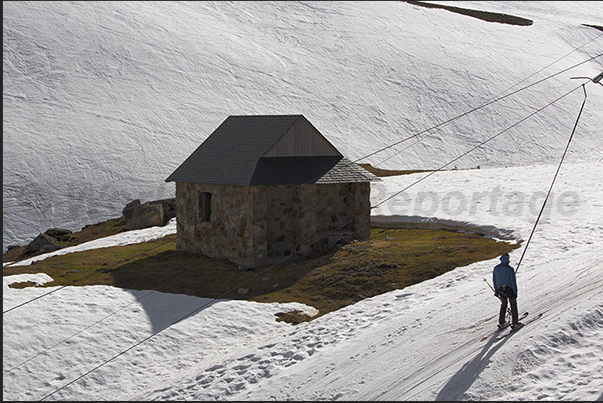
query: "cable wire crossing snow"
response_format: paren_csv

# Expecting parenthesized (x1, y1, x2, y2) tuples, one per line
(514, 82, 590, 274)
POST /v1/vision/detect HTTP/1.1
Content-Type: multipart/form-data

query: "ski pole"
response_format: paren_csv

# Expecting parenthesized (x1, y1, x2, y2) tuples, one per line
(483, 278, 495, 292)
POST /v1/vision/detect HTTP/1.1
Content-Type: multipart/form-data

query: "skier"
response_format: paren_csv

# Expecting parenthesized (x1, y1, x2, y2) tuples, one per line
(493, 253, 521, 330)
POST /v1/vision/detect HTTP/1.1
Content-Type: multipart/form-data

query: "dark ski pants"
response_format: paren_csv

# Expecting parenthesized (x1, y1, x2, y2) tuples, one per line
(499, 294, 518, 326)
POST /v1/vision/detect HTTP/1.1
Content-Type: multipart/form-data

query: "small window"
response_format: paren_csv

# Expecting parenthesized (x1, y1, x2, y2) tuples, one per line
(199, 192, 212, 222)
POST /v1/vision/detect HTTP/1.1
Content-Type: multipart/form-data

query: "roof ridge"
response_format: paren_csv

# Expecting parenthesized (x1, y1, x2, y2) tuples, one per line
(166, 115, 376, 185)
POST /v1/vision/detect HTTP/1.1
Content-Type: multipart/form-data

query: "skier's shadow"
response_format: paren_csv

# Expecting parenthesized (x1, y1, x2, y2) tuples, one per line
(435, 332, 511, 401)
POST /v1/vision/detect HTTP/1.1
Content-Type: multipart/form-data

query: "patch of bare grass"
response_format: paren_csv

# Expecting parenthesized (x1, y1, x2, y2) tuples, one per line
(4, 222, 518, 324)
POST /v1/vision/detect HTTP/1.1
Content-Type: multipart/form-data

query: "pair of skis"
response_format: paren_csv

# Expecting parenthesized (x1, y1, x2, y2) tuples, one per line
(495, 312, 542, 340)
(481, 311, 528, 340)
(481, 311, 542, 340)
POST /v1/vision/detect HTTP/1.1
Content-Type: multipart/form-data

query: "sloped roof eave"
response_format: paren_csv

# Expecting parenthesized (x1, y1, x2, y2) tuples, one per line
(167, 156, 379, 186)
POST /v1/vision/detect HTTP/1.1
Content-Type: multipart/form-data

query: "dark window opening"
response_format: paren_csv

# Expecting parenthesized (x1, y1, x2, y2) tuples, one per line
(199, 192, 212, 222)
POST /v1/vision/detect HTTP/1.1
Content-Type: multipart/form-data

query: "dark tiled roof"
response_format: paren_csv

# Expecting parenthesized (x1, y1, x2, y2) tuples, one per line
(166, 115, 378, 186)
(250, 156, 376, 185)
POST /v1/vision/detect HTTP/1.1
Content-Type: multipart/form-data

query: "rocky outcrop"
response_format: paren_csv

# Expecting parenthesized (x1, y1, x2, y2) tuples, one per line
(122, 198, 176, 230)
(122, 199, 141, 222)
(124, 202, 164, 230)
(16, 198, 175, 255)
(23, 233, 63, 255)
(148, 198, 176, 226)
(44, 228, 73, 242)
(22, 228, 73, 255)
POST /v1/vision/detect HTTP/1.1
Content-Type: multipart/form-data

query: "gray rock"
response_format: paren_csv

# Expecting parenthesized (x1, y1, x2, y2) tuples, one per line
(122, 199, 141, 222)
(147, 198, 176, 225)
(122, 198, 176, 230)
(44, 228, 73, 237)
(44, 228, 73, 242)
(23, 233, 57, 255)
(39, 244, 63, 254)
(124, 202, 164, 230)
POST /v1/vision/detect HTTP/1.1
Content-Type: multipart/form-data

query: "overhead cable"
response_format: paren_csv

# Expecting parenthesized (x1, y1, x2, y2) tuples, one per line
(355, 53, 602, 164)
(514, 83, 589, 274)
(372, 83, 587, 209)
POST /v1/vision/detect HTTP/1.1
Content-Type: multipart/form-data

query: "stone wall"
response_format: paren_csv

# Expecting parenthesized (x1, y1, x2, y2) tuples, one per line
(175, 182, 371, 267)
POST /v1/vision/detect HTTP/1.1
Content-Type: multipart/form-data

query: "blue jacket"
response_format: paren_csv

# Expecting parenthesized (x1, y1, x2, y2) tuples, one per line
(493, 254, 518, 296)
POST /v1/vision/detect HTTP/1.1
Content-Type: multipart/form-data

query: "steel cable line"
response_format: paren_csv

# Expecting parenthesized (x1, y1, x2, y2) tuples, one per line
(37, 78, 587, 401)
(368, 34, 603, 169)
(490, 33, 602, 99)
(6, 32, 600, 402)
(354, 53, 601, 165)
(8, 50, 601, 396)
(372, 83, 587, 209)
(514, 83, 589, 274)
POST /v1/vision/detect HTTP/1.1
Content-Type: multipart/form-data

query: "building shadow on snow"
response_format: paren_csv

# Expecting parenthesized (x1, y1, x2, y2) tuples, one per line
(123, 288, 221, 334)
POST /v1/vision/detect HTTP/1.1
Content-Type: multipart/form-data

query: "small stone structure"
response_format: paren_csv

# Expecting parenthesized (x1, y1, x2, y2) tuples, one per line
(166, 115, 378, 267)
(175, 182, 371, 267)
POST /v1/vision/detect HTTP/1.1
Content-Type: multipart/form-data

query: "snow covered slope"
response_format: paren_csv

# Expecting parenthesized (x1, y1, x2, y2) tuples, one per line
(3, 1, 603, 250)
(3, 162, 603, 401)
